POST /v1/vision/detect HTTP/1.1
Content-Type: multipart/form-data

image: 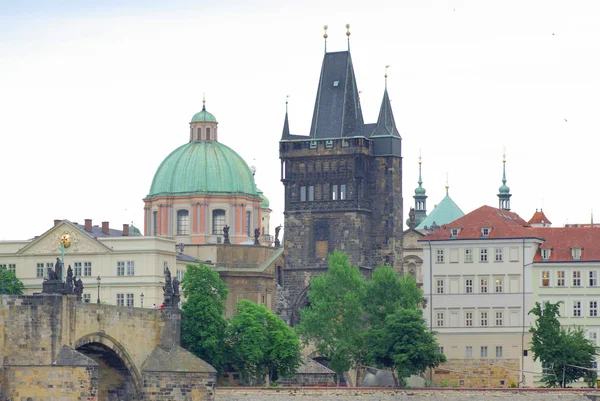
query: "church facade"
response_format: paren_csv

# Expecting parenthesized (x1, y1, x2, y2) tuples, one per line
(279, 44, 403, 323)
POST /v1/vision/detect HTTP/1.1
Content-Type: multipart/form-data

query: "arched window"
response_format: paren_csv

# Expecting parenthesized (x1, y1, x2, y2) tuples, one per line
(177, 210, 189, 235)
(212, 209, 226, 235)
(246, 211, 252, 237)
(206, 127, 211, 140)
(153, 211, 158, 236)
(197, 127, 202, 140)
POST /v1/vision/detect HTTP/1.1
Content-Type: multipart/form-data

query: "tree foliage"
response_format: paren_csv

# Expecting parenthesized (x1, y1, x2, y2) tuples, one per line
(227, 300, 301, 384)
(364, 266, 444, 385)
(529, 301, 598, 387)
(181, 263, 228, 372)
(295, 250, 366, 381)
(0, 269, 24, 295)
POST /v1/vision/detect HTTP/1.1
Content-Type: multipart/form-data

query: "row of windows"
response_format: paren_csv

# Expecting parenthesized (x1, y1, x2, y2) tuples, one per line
(541, 247, 583, 260)
(0, 264, 16, 272)
(541, 270, 599, 288)
(436, 248, 505, 263)
(155, 209, 251, 237)
(299, 184, 347, 202)
(190, 126, 213, 141)
(116, 293, 135, 307)
(36, 261, 92, 278)
(117, 261, 135, 276)
(572, 300, 600, 317)
(436, 277, 505, 294)
(441, 345, 504, 359)
(436, 311, 506, 327)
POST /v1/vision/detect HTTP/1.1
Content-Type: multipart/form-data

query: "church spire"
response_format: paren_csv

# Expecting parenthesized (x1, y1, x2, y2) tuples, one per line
(498, 150, 512, 211)
(409, 152, 428, 227)
(281, 96, 290, 140)
(371, 66, 400, 138)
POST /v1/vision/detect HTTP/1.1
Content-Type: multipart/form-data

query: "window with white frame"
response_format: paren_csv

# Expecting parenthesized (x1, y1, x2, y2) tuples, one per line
(300, 186, 307, 201)
(495, 311, 503, 326)
(465, 279, 473, 293)
(541, 271, 550, 287)
(308, 185, 315, 201)
(480, 312, 488, 326)
(126, 293, 134, 307)
(436, 249, 445, 263)
(465, 248, 473, 263)
(556, 271, 565, 287)
(212, 209, 226, 234)
(177, 210, 189, 236)
(495, 278, 503, 293)
(83, 262, 92, 276)
(572, 248, 582, 260)
(480, 248, 488, 262)
(439, 346, 445, 355)
(495, 248, 503, 262)
(481, 228, 491, 237)
(541, 248, 551, 260)
(496, 346, 503, 358)
(127, 261, 135, 276)
(74, 262, 82, 276)
(589, 331, 598, 344)
(450, 228, 459, 238)
(83, 294, 91, 303)
(436, 312, 444, 327)
(36, 263, 44, 278)
(465, 312, 473, 327)
(480, 279, 488, 293)
(117, 261, 125, 276)
(436, 279, 444, 294)
(590, 271, 598, 287)
(590, 301, 598, 317)
(481, 346, 488, 358)
(176, 269, 184, 281)
(117, 294, 124, 306)
(465, 346, 473, 358)
(573, 271, 582, 287)
(46, 262, 53, 278)
(573, 300, 582, 317)
(8, 264, 15, 272)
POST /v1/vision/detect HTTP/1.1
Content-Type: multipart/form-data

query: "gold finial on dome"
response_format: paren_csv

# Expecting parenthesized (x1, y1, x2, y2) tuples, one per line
(202, 93, 206, 110)
(503, 146, 506, 163)
(323, 25, 328, 53)
(346, 23, 351, 36)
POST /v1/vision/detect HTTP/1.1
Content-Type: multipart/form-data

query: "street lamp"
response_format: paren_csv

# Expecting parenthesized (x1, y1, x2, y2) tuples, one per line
(140, 292, 144, 308)
(96, 275, 101, 304)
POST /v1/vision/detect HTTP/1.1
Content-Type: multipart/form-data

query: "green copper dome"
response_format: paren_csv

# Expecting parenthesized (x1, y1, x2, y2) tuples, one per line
(258, 189, 270, 208)
(499, 184, 510, 194)
(191, 106, 217, 123)
(148, 141, 258, 197)
(129, 223, 142, 236)
(415, 186, 426, 195)
(416, 188, 464, 230)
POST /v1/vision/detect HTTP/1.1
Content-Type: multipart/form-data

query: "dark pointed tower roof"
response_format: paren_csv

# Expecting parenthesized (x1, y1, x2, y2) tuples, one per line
(309, 51, 364, 138)
(371, 89, 400, 138)
(281, 101, 291, 140)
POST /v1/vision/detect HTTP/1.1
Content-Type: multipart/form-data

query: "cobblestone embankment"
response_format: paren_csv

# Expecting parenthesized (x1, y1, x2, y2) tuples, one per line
(215, 387, 600, 401)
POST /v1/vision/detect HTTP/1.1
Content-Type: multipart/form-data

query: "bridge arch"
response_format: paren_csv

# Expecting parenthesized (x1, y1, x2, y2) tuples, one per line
(74, 332, 142, 390)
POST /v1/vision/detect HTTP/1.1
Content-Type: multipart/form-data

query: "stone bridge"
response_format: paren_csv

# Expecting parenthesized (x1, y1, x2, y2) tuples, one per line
(0, 294, 216, 401)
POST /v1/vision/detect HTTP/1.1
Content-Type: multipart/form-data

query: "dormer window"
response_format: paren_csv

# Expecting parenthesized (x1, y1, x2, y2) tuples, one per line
(481, 228, 491, 237)
(541, 249, 551, 260)
(572, 248, 582, 260)
(450, 228, 460, 238)
(325, 140, 334, 148)
(310, 141, 317, 149)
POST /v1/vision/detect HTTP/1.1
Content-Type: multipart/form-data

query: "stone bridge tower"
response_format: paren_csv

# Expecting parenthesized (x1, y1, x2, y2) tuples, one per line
(279, 37, 403, 324)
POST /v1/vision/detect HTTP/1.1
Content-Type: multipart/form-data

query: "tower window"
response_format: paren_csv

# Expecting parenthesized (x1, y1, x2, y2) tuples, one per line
(340, 184, 346, 200)
(197, 127, 202, 140)
(177, 210, 189, 236)
(310, 141, 317, 149)
(153, 211, 158, 236)
(212, 209, 226, 235)
(206, 127, 211, 140)
(325, 140, 334, 148)
(300, 186, 307, 202)
(308, 185, 314, 201)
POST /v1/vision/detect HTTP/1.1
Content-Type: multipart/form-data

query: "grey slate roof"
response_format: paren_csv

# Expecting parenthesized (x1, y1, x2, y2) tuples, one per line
(371, 89, 400, 138)
(309, 51, 364, 139)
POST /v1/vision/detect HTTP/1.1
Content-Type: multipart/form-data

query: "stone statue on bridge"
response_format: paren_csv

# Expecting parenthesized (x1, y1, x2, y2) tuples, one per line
(74, 276, 83, 300)
(254, 228, 260, 245)
(223, 225, 230, 244)
(66, 265, 74, 293)
(54, 257, 63, 281)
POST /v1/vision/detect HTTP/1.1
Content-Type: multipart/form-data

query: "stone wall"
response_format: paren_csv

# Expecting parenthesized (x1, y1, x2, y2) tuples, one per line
(2, 365, 98, 401)
(142, 371, 216, 401)
(432, 358, 520, 388)
(215, 388, 600, 401)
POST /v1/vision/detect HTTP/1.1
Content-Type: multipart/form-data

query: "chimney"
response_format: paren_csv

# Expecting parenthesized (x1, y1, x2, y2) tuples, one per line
(122, 224, 129, 236)
(85, 219, 92, 232)
(102, 221, 109, 235)
(54, 219, 62, 227)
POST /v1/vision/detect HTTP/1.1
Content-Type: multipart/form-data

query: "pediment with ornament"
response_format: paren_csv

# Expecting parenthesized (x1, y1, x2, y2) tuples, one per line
(17, 221, 112, 255)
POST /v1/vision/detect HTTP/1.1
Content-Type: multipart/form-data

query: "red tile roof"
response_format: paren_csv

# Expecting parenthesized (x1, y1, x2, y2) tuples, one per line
(528, 210, 552, 225)
(531, 227, 600, 262)
(420, 205, 540, 241)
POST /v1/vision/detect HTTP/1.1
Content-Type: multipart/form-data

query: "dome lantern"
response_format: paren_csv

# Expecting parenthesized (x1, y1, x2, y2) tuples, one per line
(189, 96, 218, 142)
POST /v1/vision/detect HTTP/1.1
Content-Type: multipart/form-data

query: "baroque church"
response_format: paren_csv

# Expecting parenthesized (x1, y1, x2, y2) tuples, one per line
(279, 31, 403, 323)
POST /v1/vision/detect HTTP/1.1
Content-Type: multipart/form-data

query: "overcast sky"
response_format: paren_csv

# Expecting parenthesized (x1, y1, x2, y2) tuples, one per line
(1, 0, 599, 240)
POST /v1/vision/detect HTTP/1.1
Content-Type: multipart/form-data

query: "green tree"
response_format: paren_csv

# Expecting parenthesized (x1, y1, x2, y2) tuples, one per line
(529, 301, 598, 387)
(0, 269, 24, 295)
(181, 263, 228, 372)
(364, 267, 444, 386)
(295, 250, 366, 384)
(227, 300, 301, 385)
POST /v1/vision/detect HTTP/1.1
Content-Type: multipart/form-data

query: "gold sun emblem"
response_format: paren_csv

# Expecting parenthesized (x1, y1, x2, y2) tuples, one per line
(60, 234, 71, 248)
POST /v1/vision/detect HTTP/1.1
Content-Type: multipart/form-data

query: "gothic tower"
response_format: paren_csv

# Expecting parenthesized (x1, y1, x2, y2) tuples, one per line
(279, 31, 403, 323)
